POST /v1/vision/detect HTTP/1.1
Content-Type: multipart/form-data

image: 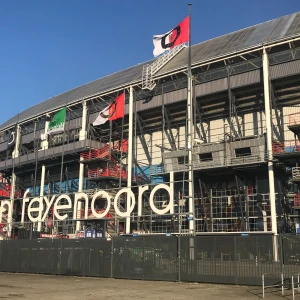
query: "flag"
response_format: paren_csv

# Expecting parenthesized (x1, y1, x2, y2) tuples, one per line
(93, 93, 125, 126)
(153, 16, 189, 57)
(7, 125, 17, 153)
(47, 107, 66, 135)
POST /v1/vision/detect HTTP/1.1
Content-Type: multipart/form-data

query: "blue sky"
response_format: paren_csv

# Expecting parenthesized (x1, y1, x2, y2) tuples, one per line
(0, 0, 300, 125)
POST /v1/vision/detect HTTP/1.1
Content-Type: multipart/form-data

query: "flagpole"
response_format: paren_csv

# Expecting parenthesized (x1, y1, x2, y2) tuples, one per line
(119, 90, 125, 189)
(187, 3, 195, 235)
(59, 107, 67, 194)
(126, 86, 134, 234)
(9, 114, 20, 239)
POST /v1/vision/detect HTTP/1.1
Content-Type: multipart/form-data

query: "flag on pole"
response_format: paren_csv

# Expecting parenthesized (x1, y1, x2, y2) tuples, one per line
(93, 93, 125, 126)
(47, 107, 66, 134)
(6, 124, 17, 156)
(153, 16, 189, 57)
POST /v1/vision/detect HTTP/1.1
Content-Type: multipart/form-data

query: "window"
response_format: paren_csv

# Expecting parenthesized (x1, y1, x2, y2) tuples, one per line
(199, 153, 213, 161)
(178, 156, 188, 165)
(235, 147, 251, 157)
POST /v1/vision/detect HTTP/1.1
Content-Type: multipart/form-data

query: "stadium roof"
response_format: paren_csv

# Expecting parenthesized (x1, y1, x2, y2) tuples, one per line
(1, 11, 300, 131)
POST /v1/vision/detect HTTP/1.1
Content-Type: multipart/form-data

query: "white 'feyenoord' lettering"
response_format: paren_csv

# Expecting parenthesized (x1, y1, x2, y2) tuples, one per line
(16, 180, 174, 224)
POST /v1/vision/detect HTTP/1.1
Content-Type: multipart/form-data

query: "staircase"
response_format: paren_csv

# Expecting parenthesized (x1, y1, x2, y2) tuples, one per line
(79, 190, 126, 237)
(142, 43, 187, 90)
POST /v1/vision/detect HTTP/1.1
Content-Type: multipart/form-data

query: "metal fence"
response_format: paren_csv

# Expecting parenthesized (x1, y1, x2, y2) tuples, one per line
(0, 234, 300, 286)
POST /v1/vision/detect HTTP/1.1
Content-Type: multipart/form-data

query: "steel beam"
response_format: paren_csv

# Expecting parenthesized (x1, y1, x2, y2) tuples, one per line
(195, 102, 208, 142)
(271, 85, 284, 141)
(136, 113, 152, 164)
(164, 108, 177, 151)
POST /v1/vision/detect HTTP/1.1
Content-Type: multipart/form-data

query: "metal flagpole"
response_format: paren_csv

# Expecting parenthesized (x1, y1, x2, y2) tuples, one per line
(187, 3, 195, 234)
(9, 113, 20, 239)
(59, 106, 68, 194)
(119, 90, 125, 189)
(126, 86, 134, 234)
(33, 120, 38, 197)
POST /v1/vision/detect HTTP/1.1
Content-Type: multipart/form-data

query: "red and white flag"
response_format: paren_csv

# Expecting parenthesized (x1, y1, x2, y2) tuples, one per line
(93, 93, 125, 126)
(153, 16, 189, 57)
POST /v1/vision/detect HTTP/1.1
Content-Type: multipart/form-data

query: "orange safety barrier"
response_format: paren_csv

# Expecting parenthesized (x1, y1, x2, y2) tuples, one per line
(289, 113, 300, 126)
(112, 139, 128, 153)
(272, 141, 285, 153)
(81, 140, 128, 161)
(247, 186, 255, 195)
(0, 185, 23, 198)
(0, 223, 6, 235)
(272, 140, 300, 154)
(294, 194, 300, 207)
(88, 167, 127, 179)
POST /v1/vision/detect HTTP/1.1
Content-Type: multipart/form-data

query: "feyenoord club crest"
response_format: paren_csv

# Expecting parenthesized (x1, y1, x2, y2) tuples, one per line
(7, 129, 15, 147)
(93, 93, 125, 126)
(99, 101, 117, 119)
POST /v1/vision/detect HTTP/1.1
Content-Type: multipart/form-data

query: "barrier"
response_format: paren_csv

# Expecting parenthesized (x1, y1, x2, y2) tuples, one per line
(0, 234, 299, 287)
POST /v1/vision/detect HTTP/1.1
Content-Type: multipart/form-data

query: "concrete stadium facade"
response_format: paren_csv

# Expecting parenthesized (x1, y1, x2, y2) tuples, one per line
(1, 12, 300, 239)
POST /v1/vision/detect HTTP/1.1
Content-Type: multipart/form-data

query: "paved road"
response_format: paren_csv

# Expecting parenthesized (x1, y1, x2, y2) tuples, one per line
(0, 273, 291, 299)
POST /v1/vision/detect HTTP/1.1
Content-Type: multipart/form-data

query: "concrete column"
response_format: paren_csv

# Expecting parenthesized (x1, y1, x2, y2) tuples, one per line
(125, 86, 134, 234)
(262, 47, 278, 260)
(76, 102, 88, 232)
(79, 101, 88, 141)
(41, 120, 49, 150)
(76, 157, 85, 231)
(37, 165, 46, 232)
(8, 124, 21, 238)
(187, 76, 195, 234)
(7, 173, 16, 238)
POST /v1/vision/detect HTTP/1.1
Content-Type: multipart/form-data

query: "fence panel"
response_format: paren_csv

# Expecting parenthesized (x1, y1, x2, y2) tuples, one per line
(18, 240, 31, 273)
(180, 236, 237, 284)
(281, 234, 300, 278)
(83, 239, 112, 277)
(235, 235, 281, 285)
(112, 236, 178, 281)
(60, 239, 85, 276)
(0, 234, 298, 286)
(0, 241, 19, 272)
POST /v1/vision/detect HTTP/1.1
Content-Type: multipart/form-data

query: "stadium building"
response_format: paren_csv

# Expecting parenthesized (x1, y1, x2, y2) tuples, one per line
(1, 12, 300, 240)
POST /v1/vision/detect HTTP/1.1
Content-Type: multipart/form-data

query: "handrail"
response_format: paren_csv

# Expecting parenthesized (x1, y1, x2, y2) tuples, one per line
(262, 272, 284, 299)
(292, 273, 300, 300)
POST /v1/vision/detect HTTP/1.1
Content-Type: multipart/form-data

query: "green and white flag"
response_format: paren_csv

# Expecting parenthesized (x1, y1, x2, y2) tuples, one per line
(47, 107, 66, 134)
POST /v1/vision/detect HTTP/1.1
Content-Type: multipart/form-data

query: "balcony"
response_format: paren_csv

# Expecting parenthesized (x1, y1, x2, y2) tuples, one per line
(0, 139, 104, 172)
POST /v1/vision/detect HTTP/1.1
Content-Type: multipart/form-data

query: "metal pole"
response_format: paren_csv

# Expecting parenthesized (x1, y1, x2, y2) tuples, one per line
(38, 165, 46, 232)
(9, 121, 20, 238)
(77, 101, 88, 231)
(187, 3, 195, 234)
(59, 107, 68, 194)
(33, 120, 38, 197)
(79, 101, 87, 141)
(262, 47, 278, 261)
(119, 110, 124, 189)
(162, 82, 165, 155)
(126, 86, 134, 234)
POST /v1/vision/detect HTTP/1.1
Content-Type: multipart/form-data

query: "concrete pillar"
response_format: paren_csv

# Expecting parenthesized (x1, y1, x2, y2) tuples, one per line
(76, 101, 88, 231)
(37, 165, 46, 232)
(79, 101, 87, 141)
(41, 120, 49, 150)
(126, 86, 134, 234)
(262, 47, 278, 260)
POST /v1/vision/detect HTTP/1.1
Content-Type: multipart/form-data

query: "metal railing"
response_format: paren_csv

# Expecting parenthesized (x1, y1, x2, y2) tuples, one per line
(262, 272, 284, 299)
(292, 273, 300, 300)
(289, 113, 300, 126)
(142, 44, 186, 90)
